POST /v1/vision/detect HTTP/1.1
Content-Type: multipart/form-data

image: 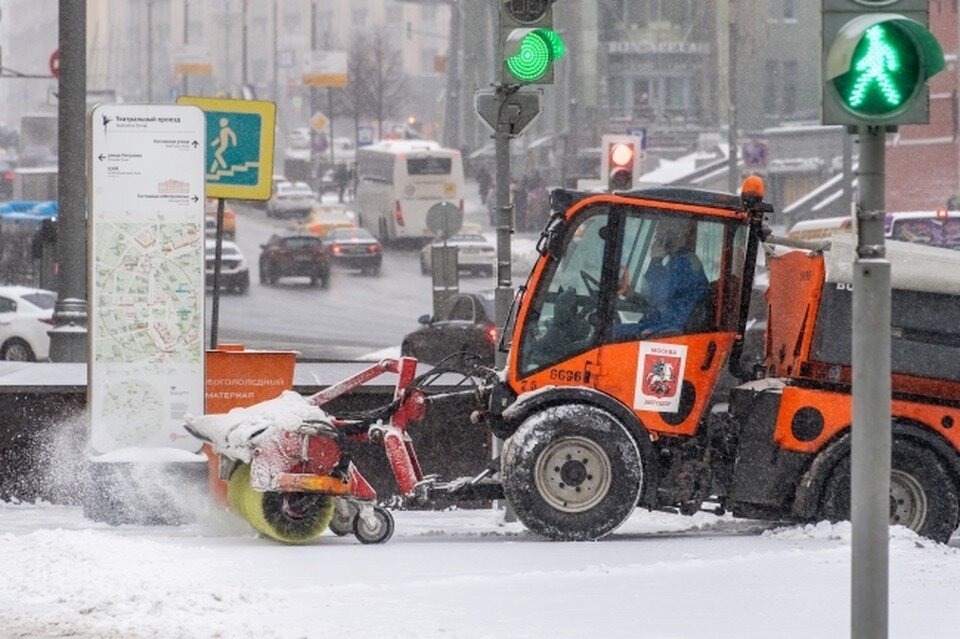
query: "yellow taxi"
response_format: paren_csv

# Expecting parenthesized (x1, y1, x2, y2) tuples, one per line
(205, 198, 237, 239)
(299, 203, 356, 237)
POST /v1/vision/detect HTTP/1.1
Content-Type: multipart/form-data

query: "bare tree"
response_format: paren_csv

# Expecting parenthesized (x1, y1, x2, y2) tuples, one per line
(334, 31, 375, 148)
(364, 25, 408, 139)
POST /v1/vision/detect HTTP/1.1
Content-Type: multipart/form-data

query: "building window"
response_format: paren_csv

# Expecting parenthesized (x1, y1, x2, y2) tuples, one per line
(764, 61, 779, 113)
(783, 61, 798, 114)
(662, 0, 692, 24)
(783, 0, 796, 21)
(665, 76, 688, 112)
(624, 0, 646, 27)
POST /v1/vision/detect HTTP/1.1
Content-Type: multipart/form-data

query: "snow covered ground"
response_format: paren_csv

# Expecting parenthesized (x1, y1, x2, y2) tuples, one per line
(1, 498, 959, 639)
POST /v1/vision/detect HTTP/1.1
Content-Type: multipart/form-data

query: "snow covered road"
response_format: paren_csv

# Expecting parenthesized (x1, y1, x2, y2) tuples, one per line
(1, 502, 959, 639)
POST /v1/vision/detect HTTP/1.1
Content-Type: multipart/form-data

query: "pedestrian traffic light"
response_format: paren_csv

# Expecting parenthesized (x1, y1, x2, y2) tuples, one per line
(822, 0, 944, 126)
(601, 134, 643, 191)
(499, 0, 564, 85)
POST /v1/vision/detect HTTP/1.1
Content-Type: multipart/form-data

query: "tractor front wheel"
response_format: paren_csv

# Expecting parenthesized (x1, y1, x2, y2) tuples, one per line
(501, 404, 643, 541)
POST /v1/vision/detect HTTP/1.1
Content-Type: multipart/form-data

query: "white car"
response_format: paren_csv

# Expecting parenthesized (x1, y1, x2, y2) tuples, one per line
(420, 233, 496, 277)
(266, 182, 316, 219)
(0, 286, 57, 361)
(205, 239, 250, 295)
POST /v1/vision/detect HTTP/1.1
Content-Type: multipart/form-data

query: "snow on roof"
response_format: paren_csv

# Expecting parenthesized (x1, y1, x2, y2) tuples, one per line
(639, 149, 726, 185)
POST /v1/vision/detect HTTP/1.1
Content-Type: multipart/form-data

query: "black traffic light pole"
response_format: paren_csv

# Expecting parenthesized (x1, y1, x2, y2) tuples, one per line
(493, 85, 518, 370)
(49, 0, 88, 362)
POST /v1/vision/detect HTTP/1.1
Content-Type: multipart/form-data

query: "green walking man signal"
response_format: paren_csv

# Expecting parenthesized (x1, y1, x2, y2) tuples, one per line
(821, 1, 944, 126)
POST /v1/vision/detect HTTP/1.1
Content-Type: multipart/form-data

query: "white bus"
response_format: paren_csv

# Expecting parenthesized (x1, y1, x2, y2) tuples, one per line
(355, 140, 464, 243)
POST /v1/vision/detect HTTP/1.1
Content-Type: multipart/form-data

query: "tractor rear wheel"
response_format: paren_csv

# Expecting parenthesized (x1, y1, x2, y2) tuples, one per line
(818, 439, 959, 543)
(501, 404, 642, 541)
(227, 464, 335, 544)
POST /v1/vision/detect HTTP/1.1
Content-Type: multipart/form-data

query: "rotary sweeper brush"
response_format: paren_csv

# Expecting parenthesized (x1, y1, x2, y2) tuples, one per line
(185, 356, 495, 544)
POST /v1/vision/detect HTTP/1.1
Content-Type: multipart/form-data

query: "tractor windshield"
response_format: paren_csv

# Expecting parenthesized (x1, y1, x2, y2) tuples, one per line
(517, 203, 749, 376)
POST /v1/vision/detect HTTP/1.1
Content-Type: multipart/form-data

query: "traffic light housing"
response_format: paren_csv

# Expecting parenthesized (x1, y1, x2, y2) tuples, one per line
(499, 0, 565, 85)
(822, 0, 944, 126)
(601, 134, 643, 191)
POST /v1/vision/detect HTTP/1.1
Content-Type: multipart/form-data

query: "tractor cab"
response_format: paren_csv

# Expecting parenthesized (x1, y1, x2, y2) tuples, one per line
(499, 181, 769, 440)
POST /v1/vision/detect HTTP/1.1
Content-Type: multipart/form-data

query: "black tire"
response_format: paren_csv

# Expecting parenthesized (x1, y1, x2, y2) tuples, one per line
(378, 218, 390, 246)
(320, 271, 330, 289)
(2, 338, 35, 362)
(258, 264, 268, 285)
(353, 506, 394, 544)
(818, 439, 960, 543)
(501, 404, 643, 541)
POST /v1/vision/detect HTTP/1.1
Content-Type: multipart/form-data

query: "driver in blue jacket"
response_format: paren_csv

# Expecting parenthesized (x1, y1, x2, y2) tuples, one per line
(614, 217, 708, 339)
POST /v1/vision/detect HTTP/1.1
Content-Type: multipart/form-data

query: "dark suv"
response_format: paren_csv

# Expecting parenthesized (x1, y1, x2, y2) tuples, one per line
(258, 234, 331, 288)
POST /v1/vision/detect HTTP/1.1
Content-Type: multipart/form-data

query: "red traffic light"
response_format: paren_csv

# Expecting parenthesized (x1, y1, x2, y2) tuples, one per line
(609, 142, 635, 168)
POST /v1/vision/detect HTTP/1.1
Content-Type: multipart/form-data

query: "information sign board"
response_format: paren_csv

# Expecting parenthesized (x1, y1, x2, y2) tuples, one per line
(88, 104, 206, 455)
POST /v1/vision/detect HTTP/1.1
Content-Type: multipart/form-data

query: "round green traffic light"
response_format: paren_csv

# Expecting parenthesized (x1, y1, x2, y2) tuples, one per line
(506, 31, 552, 83)
(832, 22, 921, 117)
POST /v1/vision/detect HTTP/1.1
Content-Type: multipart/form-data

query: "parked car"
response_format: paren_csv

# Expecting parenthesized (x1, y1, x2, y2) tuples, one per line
(205, 239, 250, 294)
(420, 232, 496, 277)
(266, 181, 316, 219)
(204, 198, 236, 239)
(321, 227, 382, 275)
(299, 204, 356, 237)
(400, 291, 498, 366)
(259, 233, 331, 288)
(0, 285, 56, 361)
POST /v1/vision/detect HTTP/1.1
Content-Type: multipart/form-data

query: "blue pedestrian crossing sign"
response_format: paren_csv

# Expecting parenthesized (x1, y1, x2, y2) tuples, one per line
(176, 97, 276, 201)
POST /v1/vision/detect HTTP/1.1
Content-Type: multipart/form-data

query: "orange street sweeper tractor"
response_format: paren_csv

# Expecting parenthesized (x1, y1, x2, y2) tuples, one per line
(190, 177, 960, 544)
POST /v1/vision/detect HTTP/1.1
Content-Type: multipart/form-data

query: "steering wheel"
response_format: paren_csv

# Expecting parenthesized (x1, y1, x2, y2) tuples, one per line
(618, 290, 653, 315)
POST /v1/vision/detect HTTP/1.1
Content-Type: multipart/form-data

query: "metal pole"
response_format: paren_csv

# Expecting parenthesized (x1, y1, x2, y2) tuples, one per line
(146, 0, 154, 102)
(329, 88, 336, 168)
(727, 1, 738, 193)
(310, 1, 319, 185)
(272, 0, 279, 102)
(494, 89, 513, 370)
(851, 125, 890, 639)
(210, 198, 226, 349)
(842, 131, 853, 219)
(49, 0, 88, 362)
(443, 1, 462, 149)
(182, 0, 190, 97)
(493, 86, 516, 523)
(242, 0, 248, 87)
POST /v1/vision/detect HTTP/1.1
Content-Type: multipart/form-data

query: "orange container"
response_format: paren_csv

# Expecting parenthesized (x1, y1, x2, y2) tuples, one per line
(204, 344, 298, 503)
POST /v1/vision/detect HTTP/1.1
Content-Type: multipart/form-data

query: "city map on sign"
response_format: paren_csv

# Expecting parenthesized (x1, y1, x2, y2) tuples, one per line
(92, 220, 204, 366)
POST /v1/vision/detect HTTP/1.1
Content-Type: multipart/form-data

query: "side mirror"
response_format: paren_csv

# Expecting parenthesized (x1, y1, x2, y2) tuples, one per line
(418, 314, 432, 325)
